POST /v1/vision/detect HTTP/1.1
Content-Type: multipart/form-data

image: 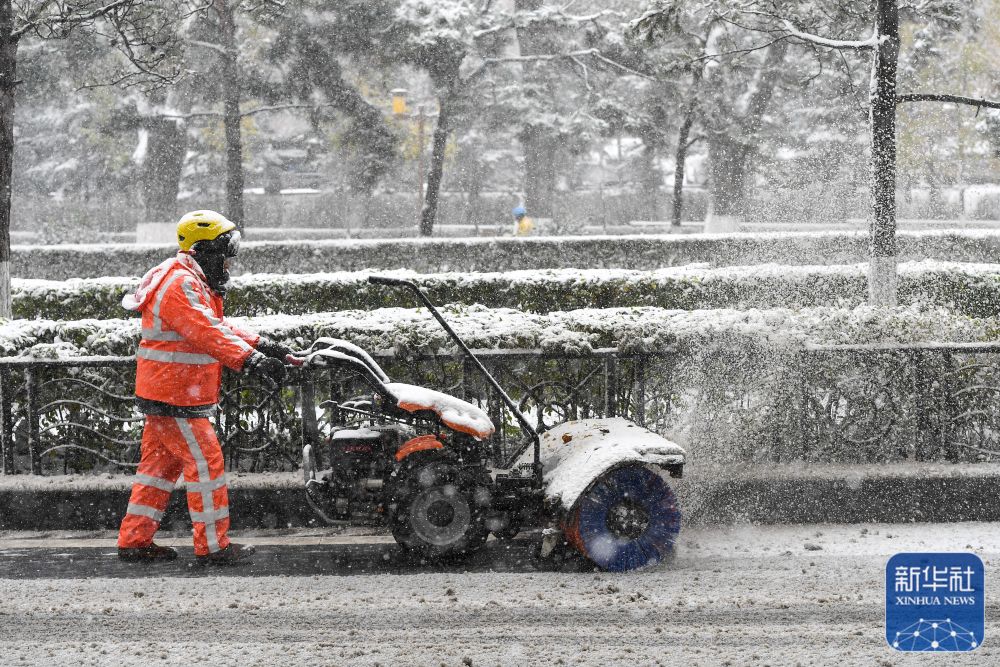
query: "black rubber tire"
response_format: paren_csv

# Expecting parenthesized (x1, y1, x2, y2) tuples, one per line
(389, 455, 491, 560)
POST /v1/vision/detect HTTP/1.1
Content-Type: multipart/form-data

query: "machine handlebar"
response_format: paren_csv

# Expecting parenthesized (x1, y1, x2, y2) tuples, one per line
(364, 273, 540, 443)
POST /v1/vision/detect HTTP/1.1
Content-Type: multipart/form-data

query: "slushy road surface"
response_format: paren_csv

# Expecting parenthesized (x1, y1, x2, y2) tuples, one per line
(1, 522, 996, 666)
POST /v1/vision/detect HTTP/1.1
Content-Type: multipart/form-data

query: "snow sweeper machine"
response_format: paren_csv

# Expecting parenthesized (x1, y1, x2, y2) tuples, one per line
(297, 276, 685, 572)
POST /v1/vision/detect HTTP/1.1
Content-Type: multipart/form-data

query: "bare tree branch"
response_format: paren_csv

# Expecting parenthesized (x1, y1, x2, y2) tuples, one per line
(471, 23, 507, 39)
(159, 102, 342, 119)
(780, 19, 878, 50)
(472, 7, 619, 39)
(896, 93, 1000, 109)
(75, 65, 177, 92)
(569, 55, 592, 93)
(237, 103, 337, 118)
(241, 0, 284, 11)
(12, 0, 134, 39)
(181, 1, 214, 19)
(104, 18, 177, 87)
(186, 38, 226, 54)
(587, 49, 653, 80)
(689, 35, 788, 63)
(16, 0, 58, 33)
(799, 43, 825, 86)
(836, 48, 868, 117)
(468, 48, 653, 81)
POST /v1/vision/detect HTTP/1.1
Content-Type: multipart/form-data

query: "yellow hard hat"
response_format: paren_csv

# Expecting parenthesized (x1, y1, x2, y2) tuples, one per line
(176, 210, 236, 252)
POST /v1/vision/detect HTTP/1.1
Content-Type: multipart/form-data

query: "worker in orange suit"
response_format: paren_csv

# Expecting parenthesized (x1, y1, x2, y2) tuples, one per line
(117, 210, 292, 565)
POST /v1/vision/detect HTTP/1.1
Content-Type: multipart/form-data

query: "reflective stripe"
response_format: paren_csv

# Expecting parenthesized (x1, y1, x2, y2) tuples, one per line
(137, 347, 217, 365)
(141, 327, 183, 342)
(180, 278, 254, 355)
(134, 473, 176, 493)
(126, 503, 164, 522)
(176, 418, 221, 553)
(188, 507, 230, 524)
(149, 272, 184, 340)
(185, 475, 227, 493)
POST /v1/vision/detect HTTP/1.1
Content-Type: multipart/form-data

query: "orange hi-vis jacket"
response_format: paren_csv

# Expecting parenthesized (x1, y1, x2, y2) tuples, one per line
(123, 253, 259, 407)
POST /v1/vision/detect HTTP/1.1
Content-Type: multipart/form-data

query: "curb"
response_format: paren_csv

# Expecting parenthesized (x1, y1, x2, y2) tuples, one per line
(677, 474, 1000, 525)
(0, 487, 316, 532)
(3, 465, 1000, 531)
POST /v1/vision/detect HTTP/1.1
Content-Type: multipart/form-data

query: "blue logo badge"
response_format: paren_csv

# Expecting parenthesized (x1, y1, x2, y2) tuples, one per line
(886, 552, 984, 651)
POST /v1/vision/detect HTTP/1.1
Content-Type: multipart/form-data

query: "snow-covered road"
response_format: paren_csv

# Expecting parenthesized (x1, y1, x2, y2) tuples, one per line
(1, 522, 997, 666)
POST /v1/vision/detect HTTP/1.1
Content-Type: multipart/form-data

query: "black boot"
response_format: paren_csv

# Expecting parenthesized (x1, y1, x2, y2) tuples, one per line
(118, 543, 179, 562)
(196, 542, 255, 566)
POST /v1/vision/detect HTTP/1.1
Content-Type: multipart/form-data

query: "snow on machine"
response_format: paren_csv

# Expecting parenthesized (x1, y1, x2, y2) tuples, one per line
(299, 276, 685, 571)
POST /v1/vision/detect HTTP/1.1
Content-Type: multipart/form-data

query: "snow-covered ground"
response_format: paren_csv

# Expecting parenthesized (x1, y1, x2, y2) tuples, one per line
(1, 521, 997, 666)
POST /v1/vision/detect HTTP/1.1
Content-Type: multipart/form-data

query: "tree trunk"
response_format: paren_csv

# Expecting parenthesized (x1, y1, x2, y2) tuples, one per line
(639, 143, 661, 221)
(416, 106, 425, 220)
(705, 135, 753, 226)
(516, 0, 556, 219)
(0, 1, 16, 319)
(868, 0, 900, 306)
(925, 158, 944, 218)
(704, 41, 787, 231)
(141, 117, 187, 222)
(672, 66, 703, 227)
(216, 0, 244, 228)
(671, 128, 692, 227)
(419, 96, 452, 237)
(521, 126, 557, 218)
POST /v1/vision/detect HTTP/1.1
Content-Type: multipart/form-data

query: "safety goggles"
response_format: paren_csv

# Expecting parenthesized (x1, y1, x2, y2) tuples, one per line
(224, 230, 241, 258)
(197, 230, 241, 257)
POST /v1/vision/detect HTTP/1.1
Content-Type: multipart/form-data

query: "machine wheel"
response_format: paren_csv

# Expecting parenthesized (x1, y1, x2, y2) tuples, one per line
(389, 455, 491, 559)
(563, 465, 681, 572)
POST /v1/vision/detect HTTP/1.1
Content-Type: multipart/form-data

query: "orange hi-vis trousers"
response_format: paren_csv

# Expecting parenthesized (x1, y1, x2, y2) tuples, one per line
(118, 416, 231, 556)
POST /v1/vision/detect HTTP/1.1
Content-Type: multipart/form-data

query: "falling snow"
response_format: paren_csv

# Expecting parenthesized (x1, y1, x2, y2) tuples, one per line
(2, 0, 1000, 664)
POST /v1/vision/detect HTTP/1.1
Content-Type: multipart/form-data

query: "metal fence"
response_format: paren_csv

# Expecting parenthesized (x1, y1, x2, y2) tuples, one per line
(796, 342, 1000, 463)
(0, 349, 652, 476)
(3, 342, 1000, 476)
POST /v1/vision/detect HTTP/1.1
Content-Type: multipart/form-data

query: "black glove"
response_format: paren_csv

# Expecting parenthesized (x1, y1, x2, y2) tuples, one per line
(244, 351, 286, 385)
(257, 337, 294, 361)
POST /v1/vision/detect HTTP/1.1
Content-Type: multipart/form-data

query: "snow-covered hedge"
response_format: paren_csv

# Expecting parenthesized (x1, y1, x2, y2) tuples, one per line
(6, 304, 998, 468)
(13, 261, 1000, 321)
(4, 302, 995, 360)
(13, 229, 1000, 279)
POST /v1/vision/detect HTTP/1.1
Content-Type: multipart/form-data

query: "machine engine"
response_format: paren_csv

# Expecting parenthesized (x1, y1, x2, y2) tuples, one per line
(308, 423, 412, 522)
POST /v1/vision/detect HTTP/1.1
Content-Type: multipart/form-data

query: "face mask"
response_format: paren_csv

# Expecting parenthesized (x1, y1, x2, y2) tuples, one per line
(192, 231, 240, 295)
